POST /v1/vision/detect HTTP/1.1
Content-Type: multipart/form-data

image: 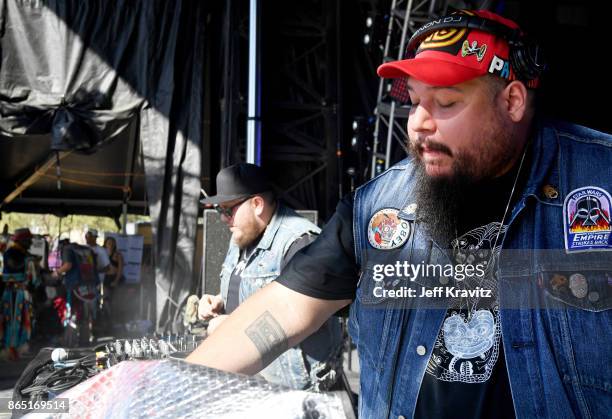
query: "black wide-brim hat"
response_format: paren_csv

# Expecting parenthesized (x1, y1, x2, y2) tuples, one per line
(201, 163, 272, 205)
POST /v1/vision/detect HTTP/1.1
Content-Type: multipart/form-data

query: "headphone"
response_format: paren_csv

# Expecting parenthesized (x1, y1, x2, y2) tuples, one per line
(406, 13, 546, 82)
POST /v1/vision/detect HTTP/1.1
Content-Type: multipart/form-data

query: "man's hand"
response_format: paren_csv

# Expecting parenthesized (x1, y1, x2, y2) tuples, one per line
(186, 282, 350, 375)
(51, 262, 72, 280)
(198, 294, 225, 320)
(207, 314, 229, 334)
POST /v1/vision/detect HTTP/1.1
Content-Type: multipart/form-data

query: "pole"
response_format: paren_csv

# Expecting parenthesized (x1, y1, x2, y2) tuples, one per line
(247, 0, 262, 165)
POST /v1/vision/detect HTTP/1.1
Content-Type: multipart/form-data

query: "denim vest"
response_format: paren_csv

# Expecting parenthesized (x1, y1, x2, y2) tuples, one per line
(349, 120, 612, 418)
(219, 203, 343, 390)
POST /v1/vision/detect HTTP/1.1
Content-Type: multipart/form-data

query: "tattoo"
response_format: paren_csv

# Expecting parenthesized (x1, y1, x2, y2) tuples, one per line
(245, 311, 289, 368)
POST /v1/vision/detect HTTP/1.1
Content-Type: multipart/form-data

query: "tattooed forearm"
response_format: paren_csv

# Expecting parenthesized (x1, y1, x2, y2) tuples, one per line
(244, 311, 289, 368)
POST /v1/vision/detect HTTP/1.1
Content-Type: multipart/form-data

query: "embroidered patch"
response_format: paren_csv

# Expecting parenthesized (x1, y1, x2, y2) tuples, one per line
(488, 55, 511, 79)
(461, 40, 487, 61)
(367, 208, 411, 250)
(563, 186, 612, 252)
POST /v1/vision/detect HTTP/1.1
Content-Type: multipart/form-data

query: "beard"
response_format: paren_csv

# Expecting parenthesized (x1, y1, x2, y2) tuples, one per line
(412, 162, 463, 244)
(410, 114, 516, 244)
(231, 219, 265, 250)
(409, 110, 516, 182)
(231, 228, 260, 249)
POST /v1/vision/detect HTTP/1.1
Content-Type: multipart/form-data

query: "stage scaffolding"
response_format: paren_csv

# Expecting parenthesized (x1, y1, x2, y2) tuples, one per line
(369, 0, 448, 178)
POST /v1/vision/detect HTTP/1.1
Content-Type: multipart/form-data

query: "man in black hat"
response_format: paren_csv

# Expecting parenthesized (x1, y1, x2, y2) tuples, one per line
(198, 163, 342, 390)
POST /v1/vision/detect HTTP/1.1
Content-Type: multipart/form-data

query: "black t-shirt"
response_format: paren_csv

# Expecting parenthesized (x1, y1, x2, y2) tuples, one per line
(414, 171, 522, 419)
(276, 195, 358, 300)
(277, 161, 530, 418)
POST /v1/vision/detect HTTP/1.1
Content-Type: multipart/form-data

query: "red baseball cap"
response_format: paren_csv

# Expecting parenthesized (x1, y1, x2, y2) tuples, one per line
(377, 10, 537, 87)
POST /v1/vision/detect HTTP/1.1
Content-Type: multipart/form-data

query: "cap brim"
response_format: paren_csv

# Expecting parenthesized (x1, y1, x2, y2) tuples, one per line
(377, 57, 483, 87)
(200, 193, 251, 206)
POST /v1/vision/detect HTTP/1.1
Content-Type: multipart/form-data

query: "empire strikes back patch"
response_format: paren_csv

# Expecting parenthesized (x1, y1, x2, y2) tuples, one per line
(563, 186, 612, 252)
(367, 208, 411, 250)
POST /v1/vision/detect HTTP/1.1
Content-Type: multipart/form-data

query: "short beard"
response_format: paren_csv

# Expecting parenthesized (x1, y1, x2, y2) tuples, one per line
(232, 230, 259, 249)
(232, 222, 264, 250)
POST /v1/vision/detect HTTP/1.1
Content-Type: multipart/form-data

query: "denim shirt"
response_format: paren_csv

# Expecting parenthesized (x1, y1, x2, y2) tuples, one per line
(219, 203, 343, 390)
(349, 120, 612, 418)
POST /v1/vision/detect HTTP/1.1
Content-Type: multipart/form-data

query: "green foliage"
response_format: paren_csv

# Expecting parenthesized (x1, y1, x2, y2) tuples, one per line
(0, 212, 149, 241)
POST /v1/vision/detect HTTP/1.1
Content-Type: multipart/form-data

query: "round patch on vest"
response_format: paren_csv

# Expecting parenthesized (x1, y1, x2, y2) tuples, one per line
(367, 208, 411, 250)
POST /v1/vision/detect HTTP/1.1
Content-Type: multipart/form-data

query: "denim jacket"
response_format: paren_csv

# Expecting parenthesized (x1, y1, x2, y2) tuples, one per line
(349, 120, 612, 418)
(220, 203, 343, 390)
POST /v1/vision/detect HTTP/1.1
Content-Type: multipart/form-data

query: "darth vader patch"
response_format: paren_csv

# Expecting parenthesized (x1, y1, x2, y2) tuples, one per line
(367, 208, 411, 250)
(563, 186, 612, 252)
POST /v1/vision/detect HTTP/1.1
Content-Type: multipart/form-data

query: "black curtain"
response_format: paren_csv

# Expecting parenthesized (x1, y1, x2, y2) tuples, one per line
(0, 0, 205, 332)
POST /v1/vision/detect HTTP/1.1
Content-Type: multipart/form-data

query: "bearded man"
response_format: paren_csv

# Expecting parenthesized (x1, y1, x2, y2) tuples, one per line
(187, 10, 612, 418)
(197, 163, 343, 391)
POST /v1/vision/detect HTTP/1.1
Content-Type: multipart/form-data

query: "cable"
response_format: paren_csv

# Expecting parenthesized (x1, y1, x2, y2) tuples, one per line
(40, 173, 131, 193)
(19, 335, 199, 401)
(20, 356, 98, 400)
(51, 168, 146, 177)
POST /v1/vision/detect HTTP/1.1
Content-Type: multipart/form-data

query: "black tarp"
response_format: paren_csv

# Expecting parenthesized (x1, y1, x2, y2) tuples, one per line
(0, 0, 204, 332)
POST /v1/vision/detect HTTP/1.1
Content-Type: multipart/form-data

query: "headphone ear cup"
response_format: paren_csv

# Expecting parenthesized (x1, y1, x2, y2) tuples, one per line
(510, 40, 545, 81)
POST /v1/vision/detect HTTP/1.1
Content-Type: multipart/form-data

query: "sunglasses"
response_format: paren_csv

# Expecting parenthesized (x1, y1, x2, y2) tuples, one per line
(214, 196, 253, 217)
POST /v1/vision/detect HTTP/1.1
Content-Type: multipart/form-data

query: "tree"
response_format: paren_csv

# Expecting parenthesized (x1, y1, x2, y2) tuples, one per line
(1, 212, 149, 243)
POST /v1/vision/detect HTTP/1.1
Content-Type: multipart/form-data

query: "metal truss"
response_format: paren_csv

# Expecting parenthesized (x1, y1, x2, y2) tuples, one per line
(369, 0, 449, 178)
(263, 0, 341, 219)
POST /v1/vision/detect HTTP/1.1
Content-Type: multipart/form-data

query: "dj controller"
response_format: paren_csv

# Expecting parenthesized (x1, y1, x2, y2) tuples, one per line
(12, 332, 354, 418)
(15, 333, 206, 404)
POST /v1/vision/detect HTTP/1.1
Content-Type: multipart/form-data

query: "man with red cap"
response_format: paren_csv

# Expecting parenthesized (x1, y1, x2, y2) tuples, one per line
(187, 10, 612, 418)
(3, 228, 34, 274)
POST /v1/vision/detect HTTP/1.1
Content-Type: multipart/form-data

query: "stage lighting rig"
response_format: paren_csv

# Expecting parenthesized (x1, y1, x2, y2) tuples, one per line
(362, 13, 386, 51)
